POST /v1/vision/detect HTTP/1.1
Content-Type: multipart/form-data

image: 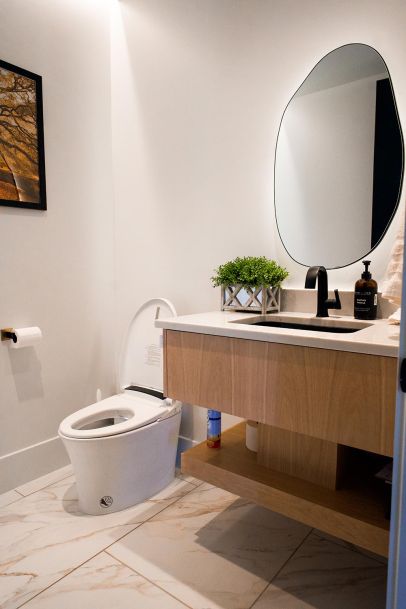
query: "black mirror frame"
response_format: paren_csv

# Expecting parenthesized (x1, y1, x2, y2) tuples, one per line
(274, 43, 404, 270)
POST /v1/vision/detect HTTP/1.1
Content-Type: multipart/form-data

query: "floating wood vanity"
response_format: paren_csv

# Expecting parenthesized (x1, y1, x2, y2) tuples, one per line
(159, 311, 399, 557)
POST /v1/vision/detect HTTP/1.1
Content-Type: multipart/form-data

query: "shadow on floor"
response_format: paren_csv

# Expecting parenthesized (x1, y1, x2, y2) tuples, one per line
(65, 481, 387, 609)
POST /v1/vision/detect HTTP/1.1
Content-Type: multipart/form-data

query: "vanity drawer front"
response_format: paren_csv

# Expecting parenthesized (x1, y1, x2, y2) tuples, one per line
(164, 330, 396, 456)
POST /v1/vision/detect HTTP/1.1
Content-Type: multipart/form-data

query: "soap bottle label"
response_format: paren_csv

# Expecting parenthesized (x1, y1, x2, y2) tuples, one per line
(354, 290, 377, 319)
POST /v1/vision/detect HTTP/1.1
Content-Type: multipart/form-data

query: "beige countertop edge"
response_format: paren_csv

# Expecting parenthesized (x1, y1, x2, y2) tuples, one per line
(156, 311, 400, 358)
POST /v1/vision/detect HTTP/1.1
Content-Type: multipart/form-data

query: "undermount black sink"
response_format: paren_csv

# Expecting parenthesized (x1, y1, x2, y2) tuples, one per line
(250, 320, 361, 333)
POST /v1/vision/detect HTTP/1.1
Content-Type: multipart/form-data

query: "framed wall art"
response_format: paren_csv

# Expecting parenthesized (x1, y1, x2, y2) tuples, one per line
(0, 59, 46, 210)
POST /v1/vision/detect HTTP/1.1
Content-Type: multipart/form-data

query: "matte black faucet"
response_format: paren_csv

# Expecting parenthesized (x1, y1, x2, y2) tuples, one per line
(305, 266, 341, 318)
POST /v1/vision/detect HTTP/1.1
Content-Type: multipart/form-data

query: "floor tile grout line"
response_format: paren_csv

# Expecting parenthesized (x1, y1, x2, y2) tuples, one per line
(0, 470, 73, 509)
(13, 524, 143, 609)
(266, 528, 314, 585)
(247, 528, 315, 609)
(14, 469, 194, 502)
(178, 478, 202, 488)
(104, 549, 195, 609)
(15, 470, 74, 498)
(311, 530, 388, 566)
(175, 471, 204, 488)
(0, 492, 25, 509)
(108, 495, 313, 609)
(14, 480, 198, 609)
(4, 469, 195, 509)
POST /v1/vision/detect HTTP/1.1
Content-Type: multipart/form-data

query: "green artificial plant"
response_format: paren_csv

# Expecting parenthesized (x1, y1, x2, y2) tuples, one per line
(211, 256, 288, 288)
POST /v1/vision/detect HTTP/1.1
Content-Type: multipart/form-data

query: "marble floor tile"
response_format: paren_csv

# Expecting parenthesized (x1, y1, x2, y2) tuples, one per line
(312, 529, 388, 565)
(109, 483, 311, 609)
(175, 468, 204, 487)
(23, 552, 189, 609)
(15, 464, 73, 496)
(251, 531, 387, 609)
(0, 475, 194, 609)
(0, 489, 22, 509)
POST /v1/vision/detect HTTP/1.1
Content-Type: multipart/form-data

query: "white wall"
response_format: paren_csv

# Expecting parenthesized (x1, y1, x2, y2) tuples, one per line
(277, 75, 378, 268)
(0, 0, 115, 492)
(111, 0, 406, 445)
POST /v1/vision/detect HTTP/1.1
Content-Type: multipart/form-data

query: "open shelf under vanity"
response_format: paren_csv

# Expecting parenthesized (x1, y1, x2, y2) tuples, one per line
(164, 329, 397, 559)
(181, 422, 390, 557)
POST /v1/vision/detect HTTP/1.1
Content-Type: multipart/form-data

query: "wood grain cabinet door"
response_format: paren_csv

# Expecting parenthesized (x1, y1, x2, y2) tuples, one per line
(164, 330, 397, 456)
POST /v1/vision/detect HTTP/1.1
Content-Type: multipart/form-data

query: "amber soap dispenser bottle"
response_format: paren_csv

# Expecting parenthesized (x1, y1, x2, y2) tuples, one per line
(354, 260, 378, 320)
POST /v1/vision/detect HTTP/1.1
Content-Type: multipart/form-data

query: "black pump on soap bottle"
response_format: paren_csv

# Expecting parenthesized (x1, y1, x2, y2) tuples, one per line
(354, 260, 378, 320)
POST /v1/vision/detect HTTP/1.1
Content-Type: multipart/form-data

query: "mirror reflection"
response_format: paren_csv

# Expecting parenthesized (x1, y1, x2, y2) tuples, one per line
(275, 44, 403, 269)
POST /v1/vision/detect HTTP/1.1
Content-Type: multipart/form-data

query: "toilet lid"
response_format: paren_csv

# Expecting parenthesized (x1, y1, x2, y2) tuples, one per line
(59, 392, 176, 439)
(119, 298, 177, 393)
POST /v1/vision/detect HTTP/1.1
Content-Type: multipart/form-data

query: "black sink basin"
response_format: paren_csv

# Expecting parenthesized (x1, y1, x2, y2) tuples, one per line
(250, 320, 361, 333)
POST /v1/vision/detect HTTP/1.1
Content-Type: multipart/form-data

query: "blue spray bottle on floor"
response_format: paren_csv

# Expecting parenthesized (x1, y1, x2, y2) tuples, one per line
(207, 409, 221, 448)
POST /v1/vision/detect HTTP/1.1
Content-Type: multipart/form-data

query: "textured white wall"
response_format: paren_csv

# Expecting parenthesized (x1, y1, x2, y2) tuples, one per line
(0, 0, 115, 491)
(111, 0, 406, 444)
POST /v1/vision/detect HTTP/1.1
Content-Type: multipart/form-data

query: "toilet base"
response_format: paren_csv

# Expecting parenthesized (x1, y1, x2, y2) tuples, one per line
(60, 411, 181, 515)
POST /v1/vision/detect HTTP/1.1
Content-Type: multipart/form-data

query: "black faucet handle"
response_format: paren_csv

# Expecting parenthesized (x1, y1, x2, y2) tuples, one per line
(327, 289, 341, 310)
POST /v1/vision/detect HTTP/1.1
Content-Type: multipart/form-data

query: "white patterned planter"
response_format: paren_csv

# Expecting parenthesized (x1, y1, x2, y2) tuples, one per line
(221, 285, 281, 314)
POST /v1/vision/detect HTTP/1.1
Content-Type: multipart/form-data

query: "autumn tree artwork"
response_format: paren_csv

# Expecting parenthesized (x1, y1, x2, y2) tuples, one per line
(0, 60, 46, 209)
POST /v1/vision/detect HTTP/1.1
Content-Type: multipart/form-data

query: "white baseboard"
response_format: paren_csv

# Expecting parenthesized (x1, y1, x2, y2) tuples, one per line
(0, 436, 70, 494)
(1, 434, 202, 494)
(176, 435, 199, 467)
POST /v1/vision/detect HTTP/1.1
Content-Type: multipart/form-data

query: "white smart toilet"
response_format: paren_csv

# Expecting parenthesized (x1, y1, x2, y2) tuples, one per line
(59, 298, 181, 515)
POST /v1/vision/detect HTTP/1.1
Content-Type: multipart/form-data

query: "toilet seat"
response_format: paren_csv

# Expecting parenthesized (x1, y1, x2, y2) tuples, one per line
(59, 391, 176, 440)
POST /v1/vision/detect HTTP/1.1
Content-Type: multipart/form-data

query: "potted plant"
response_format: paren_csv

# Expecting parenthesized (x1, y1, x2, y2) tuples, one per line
(211, 256, 289, 314)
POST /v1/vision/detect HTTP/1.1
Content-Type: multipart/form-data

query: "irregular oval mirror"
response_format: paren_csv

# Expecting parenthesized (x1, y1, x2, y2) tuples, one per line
(275, 44, 404, 269)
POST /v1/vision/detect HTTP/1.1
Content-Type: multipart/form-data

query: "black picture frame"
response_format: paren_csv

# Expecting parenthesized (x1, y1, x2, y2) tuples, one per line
(0, 59, 46, 210)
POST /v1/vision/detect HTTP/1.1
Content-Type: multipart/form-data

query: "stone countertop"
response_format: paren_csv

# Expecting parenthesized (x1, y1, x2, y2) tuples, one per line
(156, 310, 400, 358)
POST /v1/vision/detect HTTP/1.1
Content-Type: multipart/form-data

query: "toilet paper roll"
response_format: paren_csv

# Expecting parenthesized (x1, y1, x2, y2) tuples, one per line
(10, 327, 42, 349)
(246, 420, 258, 452)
